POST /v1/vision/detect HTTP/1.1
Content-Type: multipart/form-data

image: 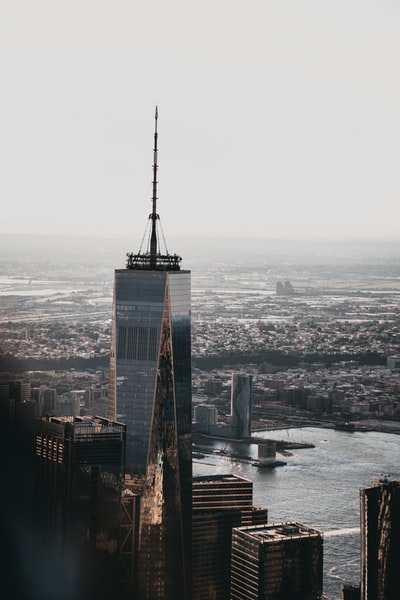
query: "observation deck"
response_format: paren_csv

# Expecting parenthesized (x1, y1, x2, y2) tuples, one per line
(126, 251, 182, 271)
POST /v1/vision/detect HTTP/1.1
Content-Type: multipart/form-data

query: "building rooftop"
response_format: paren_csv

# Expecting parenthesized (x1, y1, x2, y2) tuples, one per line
(43, 414, 124, 427)
(236, 521, 322, 541)
(193, 473, 252, 484)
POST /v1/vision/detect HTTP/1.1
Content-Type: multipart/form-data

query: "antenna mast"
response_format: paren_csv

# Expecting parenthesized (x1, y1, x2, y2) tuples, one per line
(150, 106, 159, 268)
(125, 107, 182, 271)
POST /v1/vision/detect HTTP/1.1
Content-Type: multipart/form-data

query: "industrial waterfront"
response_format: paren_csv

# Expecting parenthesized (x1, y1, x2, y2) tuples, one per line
(194, 426, 400, 600)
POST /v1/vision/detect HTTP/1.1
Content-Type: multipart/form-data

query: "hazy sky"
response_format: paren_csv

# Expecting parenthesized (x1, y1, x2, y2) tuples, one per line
(1, 0, 400, 244)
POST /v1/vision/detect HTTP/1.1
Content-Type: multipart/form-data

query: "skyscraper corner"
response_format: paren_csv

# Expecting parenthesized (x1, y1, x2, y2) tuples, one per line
(360, 477, 400, 600)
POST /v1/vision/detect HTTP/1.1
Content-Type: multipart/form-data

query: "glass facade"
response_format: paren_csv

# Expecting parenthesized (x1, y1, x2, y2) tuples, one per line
(108, 269, 191, 471)
(108, 267, 192, 599)
(231, 374, 252, 439)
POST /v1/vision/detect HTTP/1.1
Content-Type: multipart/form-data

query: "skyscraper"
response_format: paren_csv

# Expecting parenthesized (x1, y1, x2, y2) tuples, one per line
(108, 108, 192, 599)
(360, 477, 400, 600)
(0, 379, 31, 419)
(34, 415, 127, 600)
(192, 474, 268, 600)
(231, 522, 323, 600)
(230, 373, 252, 439)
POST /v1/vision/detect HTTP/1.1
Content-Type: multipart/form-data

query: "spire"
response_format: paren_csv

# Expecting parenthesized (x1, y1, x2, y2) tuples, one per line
(126, 107, 182, 271)
(150, 106, 159, 268)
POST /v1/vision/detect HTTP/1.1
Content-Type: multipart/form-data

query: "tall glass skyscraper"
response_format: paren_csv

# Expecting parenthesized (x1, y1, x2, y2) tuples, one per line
(230, 373, 252, 439)
(107, 108, 192, 599)
(108, 268, 191, 469)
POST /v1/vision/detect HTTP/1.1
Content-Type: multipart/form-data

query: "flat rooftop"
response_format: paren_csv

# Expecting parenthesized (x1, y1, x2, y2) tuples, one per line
(43, 415, 125, 428)
(193, 473, 252, 484)
(236, 521, 322, 541)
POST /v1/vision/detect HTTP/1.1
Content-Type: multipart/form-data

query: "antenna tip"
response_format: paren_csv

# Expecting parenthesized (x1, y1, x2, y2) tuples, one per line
(155, 106, 158, 119)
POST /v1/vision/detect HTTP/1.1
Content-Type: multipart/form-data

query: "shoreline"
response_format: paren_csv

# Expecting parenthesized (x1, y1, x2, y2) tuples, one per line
(252, 417, 400, 436)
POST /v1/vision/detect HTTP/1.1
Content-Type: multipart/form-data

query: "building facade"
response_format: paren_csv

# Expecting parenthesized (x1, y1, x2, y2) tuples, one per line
(192, 474, 268, 600)
(194, 403, 218, 433)
(0, 379, 31, 419)
(230, 373, 252, 439)
(108, 268, 192, 470)
(231, 522, 323, 600)
(35, 415, 127, 600)
(360, 478, 400, 600)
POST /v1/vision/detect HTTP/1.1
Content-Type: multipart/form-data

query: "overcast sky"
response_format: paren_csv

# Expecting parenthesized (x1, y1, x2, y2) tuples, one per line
(1, 0, 400, 245)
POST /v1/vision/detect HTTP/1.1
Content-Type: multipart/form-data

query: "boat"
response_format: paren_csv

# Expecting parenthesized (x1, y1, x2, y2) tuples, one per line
(335, 421, 355, 432)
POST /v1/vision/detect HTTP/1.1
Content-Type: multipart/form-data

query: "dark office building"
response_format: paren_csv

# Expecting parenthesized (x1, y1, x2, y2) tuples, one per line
(231, 522, 323, 600)
(193, 474, 256, 525)
(193, 510, 242, 600)
(0, 379, 37, 600)
(108, 108, 192, 600)
(34, 415, 127, 600)
(0, 378, 31, 419)
(192, 474, 268, 600)
(360, 477, 400, 600)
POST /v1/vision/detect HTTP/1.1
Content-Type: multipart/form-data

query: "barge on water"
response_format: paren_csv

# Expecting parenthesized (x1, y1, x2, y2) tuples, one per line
(334, 421, 355, 432)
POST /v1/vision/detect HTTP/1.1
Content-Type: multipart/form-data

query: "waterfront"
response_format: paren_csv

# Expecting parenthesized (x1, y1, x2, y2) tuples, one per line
(193, 426, 400, 600)
(2, 237, 400, 597)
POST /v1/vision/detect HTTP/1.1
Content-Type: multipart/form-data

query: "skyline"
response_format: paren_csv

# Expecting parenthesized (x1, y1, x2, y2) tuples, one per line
(1, 1, 400, 242)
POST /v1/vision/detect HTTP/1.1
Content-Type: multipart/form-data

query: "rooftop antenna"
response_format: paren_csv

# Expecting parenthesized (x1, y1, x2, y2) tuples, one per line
(126, 107, 182, 271)
(150, 106, 159, 268)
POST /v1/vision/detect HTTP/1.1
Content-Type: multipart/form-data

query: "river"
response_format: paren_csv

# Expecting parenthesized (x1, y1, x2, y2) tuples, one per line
(193, 426, 400, 600)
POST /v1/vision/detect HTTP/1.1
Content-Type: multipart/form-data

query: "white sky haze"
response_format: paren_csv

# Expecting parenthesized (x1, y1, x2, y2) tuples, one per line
(1, 0, 400, 243)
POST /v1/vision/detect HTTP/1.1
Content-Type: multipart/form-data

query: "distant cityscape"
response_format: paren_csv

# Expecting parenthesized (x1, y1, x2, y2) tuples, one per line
(2, 120, 400, 598)
(2, 255, 400, 433)
(2, 237, 400, 599)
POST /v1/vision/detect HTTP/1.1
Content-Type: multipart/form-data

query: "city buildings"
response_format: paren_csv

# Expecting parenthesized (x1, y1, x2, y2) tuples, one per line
(0, 378, 31, 418)
(31, 384, 57, 415)
(192, 474, 268, 600)
(193, 402, 218, 433)
(5, 111, 400, 599)
(360, 477, 400, 600)
(34, 415, 127, 600)
(230, 522, 323, 600)
(108, 108, 192, 599)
